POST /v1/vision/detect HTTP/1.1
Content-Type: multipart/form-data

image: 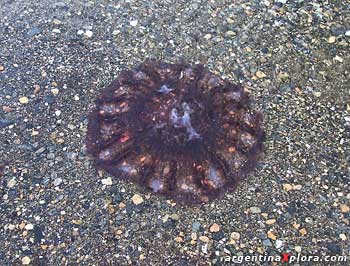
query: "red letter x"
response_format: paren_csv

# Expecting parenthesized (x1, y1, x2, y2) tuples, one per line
(281, 253, 291, 263)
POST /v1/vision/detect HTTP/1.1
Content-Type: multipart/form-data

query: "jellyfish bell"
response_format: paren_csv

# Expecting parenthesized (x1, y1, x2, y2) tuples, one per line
(86, 60, 264, 204)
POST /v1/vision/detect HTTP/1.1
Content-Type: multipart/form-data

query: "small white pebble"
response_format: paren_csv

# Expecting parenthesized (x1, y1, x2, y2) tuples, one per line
(25, 223, 34, 230)
(130, 20, 138, 27)
(204, 33, 212, 40)
(294, 246, 302, 253)
(8, 224, 15, 230)
(131, 194, 144, 205)
(53, 19, 61, 25)
(101, 177, 113, 186)
(328, 36, 336, 44)
(7, 178, 16, 188)
(77, 30, 84, 35)
(55, 110, 61, 116)
(67, 124, 75, 130)
(53, 178, 63, 186)
(334, 55, 343, 62)
(19, 96, 29, 104)
(51, 88, 59, 95)
(230, 232, 240, 241)
(340, 234, 347, 241)
(84, 30, 93, 38)
(22, 256, 31, 265)
(275, 239, 284, 249)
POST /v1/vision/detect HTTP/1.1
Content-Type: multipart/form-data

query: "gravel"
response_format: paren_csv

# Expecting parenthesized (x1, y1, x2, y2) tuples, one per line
(0, 0, 349, 265)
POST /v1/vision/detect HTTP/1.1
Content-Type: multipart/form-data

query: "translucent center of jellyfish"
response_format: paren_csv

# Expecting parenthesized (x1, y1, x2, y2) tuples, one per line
(149, 179, 163, 192)
(208, 166, 224, 187)
(158, 84, 173, 93)
(118, 164, 138, 175)
(169, 102, 201, 140)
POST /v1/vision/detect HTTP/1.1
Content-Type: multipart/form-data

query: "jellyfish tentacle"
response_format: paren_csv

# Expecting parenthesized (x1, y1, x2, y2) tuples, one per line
(99, 119, 126, 143)
(86, 108, 102, 157)
(145, 159, 177, 194)
(101, 151, 152, 182)
(97, 131, 133, 162)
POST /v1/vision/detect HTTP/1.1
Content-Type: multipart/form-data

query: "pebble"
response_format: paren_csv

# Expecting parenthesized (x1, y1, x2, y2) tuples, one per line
(52, 29, 61, 33)
(67, 124, 75, 130)
(204, 34, 212, 40)
(313, 91, 322, 97)
(283, 183, 293, 191)
(2, 106, 13, 113)
(0, 119, 13, 129)
(293, 184, 302, 190)
(334, 55, 343, 63)
(25, 224, 34, 230)
(226, 31, 235, 36)
(199, 236, 210, 243)
(190, 232, 197, 240)
(255, 71, 266, 79)
(0, 65, 4, 71)
(53, 178, 63, 186)
(330, 24, 346, 36)
(267, 231, 277, 240)
(230, 232, 240, 241)
(19, 96, 29, 104)
(328, 36, 336, 44)
(33, 84, 40, 93)
(209, 223, 220, 233)
(266, 219, 276, 225)
(275, 240, 284, 249)
(82, 25, 93, 30)
(262, 239, 272, 247)
(84, 30, 93, 38)
(51, 88, 59, 95)
(131, 194, 144, 205)
(294, 246, 302, 253)
(36, 147, 46, 154)
(170, 214, 180, 221)
(339, 234, 347, 241)
(19, 222, 26, 230)
(250, 206, 261, 214)
(326, 243, 341, 254)
(7, 178, 16, 188)
(226, 17, 234, 24)
(101, 177, 113, 186)
(130, 20, 138, 27)
(293, 223, 300, 229)
(45, 95, 55, 104)
(21, 256, 31, 265)
(192, 221, 201, 231)
(53, 19, 61, 25)
(175, 236, 183, 243)
(33, 226, 44, 243)
(8, 224, 15, 230)
(340, 204, 349, 213)
(27, 27, 41, 37)
(47, 153, 55, 160)
(299, 228, 307, 236)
